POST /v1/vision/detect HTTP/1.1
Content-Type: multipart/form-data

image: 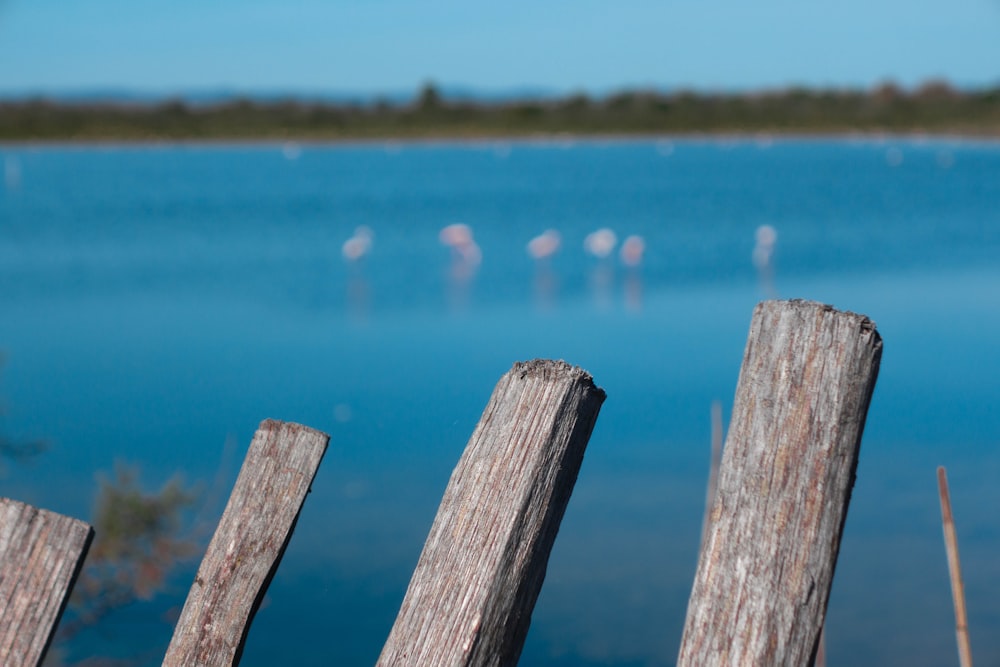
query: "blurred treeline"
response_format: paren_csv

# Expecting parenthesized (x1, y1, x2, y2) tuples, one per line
(2, 80, 999, 141)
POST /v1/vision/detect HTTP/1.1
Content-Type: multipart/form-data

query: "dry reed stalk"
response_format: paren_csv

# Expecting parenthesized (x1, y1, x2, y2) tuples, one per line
(814, 625, 826, 667)
(937, 465, 973, 667)
(699, 400, 723, 550)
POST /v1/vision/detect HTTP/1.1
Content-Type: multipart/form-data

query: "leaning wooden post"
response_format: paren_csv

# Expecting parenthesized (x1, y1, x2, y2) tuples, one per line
(377, 359, 605, 667)
(677, 299, 882, 666)
(162, 419, 329, 667)
(0, 498, 94, 667)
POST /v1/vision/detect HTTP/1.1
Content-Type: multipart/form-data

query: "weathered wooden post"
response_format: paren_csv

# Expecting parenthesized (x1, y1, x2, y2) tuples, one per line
(0, 498, 94, 667)
(377, 359, 605, 667)
(162, 419, 329, 667)
(678, 300, 882, 666)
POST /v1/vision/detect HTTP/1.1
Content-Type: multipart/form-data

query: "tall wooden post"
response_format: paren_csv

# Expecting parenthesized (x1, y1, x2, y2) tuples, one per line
(678, 300, 882, 666)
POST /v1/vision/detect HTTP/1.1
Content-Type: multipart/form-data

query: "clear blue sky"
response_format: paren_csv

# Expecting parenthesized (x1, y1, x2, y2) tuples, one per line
(1, 0, 999, 96)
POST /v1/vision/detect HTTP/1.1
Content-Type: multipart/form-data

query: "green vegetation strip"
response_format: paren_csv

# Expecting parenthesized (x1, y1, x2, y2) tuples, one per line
(3, 82, 999, 141)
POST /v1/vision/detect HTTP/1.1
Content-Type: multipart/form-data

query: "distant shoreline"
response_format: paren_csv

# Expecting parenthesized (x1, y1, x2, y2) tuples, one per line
(3, 84, 998, 143)
(3, 130, 1000, 149)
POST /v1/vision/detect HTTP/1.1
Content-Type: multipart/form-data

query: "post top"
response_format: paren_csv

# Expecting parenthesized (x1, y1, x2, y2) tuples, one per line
(511, 359, 606, 398)
(257, 418, 330, 441)
(758, 299, 880, 336)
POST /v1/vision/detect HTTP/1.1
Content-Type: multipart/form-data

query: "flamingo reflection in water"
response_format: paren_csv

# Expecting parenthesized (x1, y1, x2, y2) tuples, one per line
(527, 229, 561, 310)
(753, 224, 778, 298)
(584, 228, 617, 309)
(439, 223, 481, 310)
(619, 234, 646, 312)
(342, 225, 374, 320)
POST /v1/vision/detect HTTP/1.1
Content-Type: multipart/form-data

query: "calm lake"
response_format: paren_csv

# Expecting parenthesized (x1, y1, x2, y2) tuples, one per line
(1, 138, 998, 666)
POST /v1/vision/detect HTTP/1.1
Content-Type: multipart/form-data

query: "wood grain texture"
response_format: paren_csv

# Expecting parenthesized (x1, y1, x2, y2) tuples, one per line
(377, 359, 605, 667)
(162, 419, 329, 667)
(0, 497, 94, 667)
(678, 299, 882, 667)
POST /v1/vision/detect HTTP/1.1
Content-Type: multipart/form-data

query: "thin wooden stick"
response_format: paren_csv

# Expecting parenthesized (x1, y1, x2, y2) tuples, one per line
(699, 400, 723, 550)
(162, 420, 329, 667)
(937, 466, 973, 667)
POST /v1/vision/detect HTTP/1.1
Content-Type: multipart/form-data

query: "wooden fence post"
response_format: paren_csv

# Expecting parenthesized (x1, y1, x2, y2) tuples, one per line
(162, 419, 329, 667)
(677, 299, 882, 666)
(0, 498, 94, 667)
(377, 359, 605, 667)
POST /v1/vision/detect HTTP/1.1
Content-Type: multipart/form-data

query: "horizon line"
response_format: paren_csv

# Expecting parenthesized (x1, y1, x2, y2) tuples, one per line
(3, 76, 1000, 104)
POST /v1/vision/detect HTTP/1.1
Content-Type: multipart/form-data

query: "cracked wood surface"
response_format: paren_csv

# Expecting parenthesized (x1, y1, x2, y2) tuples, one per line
(162, 419, 329, 667)
(0, 497, 93, 667)
(377, 359, 605, 667)
(678, 299, 882, 667)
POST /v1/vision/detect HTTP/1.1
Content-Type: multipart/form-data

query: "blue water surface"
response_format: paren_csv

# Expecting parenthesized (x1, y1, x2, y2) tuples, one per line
(1, 138, 998, 665)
